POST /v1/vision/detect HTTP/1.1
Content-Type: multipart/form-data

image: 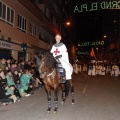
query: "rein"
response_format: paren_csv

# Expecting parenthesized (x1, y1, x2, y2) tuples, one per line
(41, 67, 55, 77)
(40, 59, 55, 77)
(47, 68, 55, 77)
(39, 53, 57, 78)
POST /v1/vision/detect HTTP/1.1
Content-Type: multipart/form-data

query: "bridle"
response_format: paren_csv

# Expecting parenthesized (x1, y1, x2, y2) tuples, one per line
(39, 55, 55, 78)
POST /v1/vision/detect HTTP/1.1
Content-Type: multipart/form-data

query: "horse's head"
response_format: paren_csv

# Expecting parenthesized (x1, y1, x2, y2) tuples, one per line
(38, 51, 57, 79)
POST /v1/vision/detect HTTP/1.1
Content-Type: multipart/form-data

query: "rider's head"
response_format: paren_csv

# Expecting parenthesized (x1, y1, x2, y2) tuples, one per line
(55, 34, 61, 43)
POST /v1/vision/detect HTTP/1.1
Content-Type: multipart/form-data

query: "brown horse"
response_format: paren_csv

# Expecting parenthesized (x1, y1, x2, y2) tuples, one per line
(38, 51, 74, 113)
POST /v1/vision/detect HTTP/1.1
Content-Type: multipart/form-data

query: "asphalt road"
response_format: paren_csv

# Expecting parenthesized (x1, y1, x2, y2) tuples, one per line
(0, 73, 120, 120)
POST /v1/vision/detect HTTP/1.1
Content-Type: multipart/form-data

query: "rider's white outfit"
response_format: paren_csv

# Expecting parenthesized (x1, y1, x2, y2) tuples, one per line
(51, 42, 73, 80)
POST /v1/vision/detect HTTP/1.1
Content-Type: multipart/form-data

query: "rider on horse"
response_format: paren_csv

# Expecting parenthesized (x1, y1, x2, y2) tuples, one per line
(50, 34, 73, 83)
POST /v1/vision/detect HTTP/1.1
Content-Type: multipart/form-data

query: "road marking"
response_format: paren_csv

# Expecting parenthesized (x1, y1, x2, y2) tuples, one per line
(82, 85, 87, 93)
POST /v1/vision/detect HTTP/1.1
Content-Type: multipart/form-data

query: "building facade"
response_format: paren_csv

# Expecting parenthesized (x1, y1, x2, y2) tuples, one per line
(0, 0, 75, 61)
(102, 10, 120, 62)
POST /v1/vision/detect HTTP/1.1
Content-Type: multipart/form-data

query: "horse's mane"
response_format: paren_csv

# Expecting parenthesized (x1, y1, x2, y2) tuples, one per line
(39, 50, 57, 68)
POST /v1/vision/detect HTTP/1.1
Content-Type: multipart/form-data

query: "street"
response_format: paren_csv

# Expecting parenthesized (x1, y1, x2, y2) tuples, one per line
(0, 73, 120, 120)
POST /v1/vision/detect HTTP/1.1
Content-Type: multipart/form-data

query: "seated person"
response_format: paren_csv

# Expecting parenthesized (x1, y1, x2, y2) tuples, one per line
(6, 70, 21, 98)
(6, 70, 15, 86)
(0, 70, 7, 88)
(20, 69, 33, 96)
(13, 70, 21, 90)
(10, 62, 17, 74)
(0, 84, 19, 105)
(31, 68, 44, 89)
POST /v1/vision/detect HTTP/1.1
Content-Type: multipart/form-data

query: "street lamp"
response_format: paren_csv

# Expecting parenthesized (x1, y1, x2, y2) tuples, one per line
(66, 21, 71, 26)
(21, 43, 27, 61)
(103, 35, 107, 38)
(60, 21, 71, 33)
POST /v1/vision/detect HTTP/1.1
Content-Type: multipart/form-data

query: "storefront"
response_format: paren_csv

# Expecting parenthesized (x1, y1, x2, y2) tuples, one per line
(0, 48, 11, 59)
(0, 39, 33, 61)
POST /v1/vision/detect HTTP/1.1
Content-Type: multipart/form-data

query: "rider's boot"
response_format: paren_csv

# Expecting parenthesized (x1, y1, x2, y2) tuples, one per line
(60, 76, 66, 83)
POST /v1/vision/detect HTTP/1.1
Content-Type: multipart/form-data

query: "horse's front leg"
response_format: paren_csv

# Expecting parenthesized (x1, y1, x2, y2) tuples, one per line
(54, 89, 58, 113)
(61, 84, 66, 104)
(47, 90, 52, 113)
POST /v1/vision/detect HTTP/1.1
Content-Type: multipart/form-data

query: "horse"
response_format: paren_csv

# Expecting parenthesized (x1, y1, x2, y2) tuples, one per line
(38, 50, 74, 113)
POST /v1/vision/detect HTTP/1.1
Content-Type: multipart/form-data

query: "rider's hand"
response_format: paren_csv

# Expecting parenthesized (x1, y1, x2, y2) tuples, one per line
(55, 55, 62, 59)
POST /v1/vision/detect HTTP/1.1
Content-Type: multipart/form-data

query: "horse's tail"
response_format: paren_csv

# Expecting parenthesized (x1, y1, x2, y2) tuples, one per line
(65, 80, 70, 97)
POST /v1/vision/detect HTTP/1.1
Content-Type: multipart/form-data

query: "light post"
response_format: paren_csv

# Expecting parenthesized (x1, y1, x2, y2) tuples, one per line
(21, 43, 27, 61)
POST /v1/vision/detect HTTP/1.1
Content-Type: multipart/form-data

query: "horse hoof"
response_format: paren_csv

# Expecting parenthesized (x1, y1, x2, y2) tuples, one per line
(54, 110, 57, 114)
(72, 100, 75, 104)
(61, 101, 65, 104)
(47, 108, 51, 114)
(72, 102, 75, 105)
(47, 110, 51, 114)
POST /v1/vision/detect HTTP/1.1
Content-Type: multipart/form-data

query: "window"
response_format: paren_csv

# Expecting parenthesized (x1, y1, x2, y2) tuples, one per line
(29, 23, 36, 37)
(2, 4, 6, 20)
(0, 1, 2, 18)
(18, 14, 26, 32)
(0, 1, 14, 25)
(7, 7, 10, 22)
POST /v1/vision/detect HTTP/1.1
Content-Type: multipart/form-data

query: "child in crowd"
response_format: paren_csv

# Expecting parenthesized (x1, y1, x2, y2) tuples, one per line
(6, 70, 21, 98)
(0, 84, 19, 105)
(10, 62, 17, 73)
(20, 69, 33, 96)
(4, 66, 9, 75)
(13, 70, 21, 90)
(5, 85, 19, 103)
(31, 68, 44, 89)
(18, 69, 23, 77)
(6, 70, 16, 86)
(20, 61, 25, 71)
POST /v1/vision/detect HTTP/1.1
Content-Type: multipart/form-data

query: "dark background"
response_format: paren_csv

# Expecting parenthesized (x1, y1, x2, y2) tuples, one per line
(71, 0, 120, 61)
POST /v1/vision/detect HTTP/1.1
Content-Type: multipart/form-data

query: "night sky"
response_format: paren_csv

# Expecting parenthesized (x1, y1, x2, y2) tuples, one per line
(71, 0, 120, 60)
(72, 0, 104, 43)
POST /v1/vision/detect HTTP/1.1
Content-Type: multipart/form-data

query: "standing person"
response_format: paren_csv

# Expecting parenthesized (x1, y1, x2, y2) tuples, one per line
(77, 64, 81, 73)
(83, 64, 86, 72)
(97, 64, 102, 76)
(73, 62, 78, 74)
(88, 63, 93, 77)
(91, 63, 96, 77)
(101, 64, 106, 78)
(111, 63, 119, 77)
(50, 34, 73, 83)
(73, 62, 76, 74)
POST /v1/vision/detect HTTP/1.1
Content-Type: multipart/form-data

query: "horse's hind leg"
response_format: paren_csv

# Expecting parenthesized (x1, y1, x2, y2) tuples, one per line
(65, 80, 70, 97)
(71, 86, 75, 104)
(47, 91, 52, 113)
(70, 80, 75, 104)
(54, 90, 58, 113)
(61, 85, 66, 104)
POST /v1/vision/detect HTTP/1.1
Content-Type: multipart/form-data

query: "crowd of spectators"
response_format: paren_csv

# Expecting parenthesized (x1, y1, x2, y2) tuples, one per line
(0, 57, 44, 106)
